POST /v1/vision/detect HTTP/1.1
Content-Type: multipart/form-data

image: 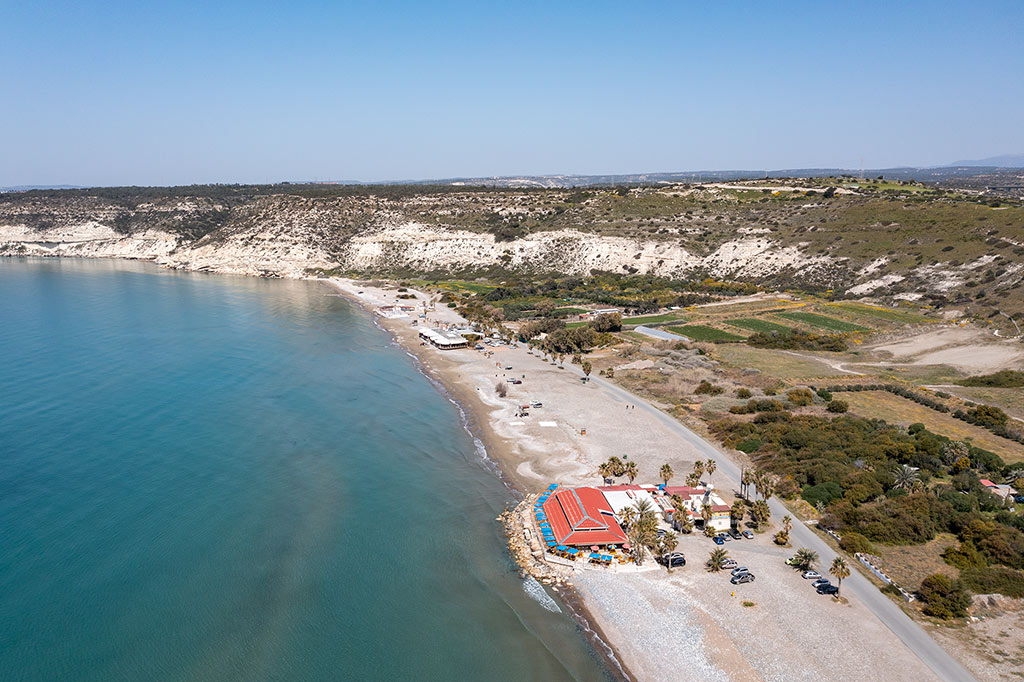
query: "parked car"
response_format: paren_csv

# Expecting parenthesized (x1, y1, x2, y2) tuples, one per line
(508, 378, 522, 384)
(812, 578, 831, 589)
(713, 535, 725, 545)
(817, 584, 839, 595)
(742, 530, 754, 539)
(802, 570, 822, 580)
(717, 533, 731, 542)
(722, 558, 738, 569)
(666, 552, 686, 568)
(656, 528, 668, 538)
(731, 573, 755, 584)
(730, 566, 749, 576)
(530, 401, 543, 408)
(504, 365, 513, 370)
(728, 528, 742, 540)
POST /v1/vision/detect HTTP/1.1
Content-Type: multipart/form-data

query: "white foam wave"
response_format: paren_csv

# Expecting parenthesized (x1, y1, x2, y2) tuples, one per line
(522, 576, 562, 613)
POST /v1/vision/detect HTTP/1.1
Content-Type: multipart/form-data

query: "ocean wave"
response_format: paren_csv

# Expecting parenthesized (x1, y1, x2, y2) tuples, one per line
(522, 576, 561, 613)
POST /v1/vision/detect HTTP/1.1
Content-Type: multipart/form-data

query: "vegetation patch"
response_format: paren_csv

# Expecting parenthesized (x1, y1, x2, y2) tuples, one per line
(959, 370, 1024, 388)
(777, 311, 871, 333)
(667, 325, 744, 342)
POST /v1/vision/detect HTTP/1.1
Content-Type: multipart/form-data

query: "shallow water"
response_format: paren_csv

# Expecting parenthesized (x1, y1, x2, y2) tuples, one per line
(0, 258, 615, 682)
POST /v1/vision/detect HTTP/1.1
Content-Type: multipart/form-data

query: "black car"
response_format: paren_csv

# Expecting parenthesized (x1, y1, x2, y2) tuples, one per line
(728, 528, 742, 540)
(817, 584, 839, 595)
(666, 552, 686, 568)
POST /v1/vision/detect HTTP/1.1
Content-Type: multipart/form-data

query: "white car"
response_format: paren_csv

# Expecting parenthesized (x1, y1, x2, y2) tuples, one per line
(802, 570, 822, 580)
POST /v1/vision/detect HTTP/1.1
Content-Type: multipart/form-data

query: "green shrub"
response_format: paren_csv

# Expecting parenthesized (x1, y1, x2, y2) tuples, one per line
(959, 566, 1024, 598)
(839, 532, 874, 555)
(959, 370, 1024, 388)
(787, 389, 815, 407)
(826, 400, 849, 413)
(802, 482, 843, 508)
(918, 574, 970, 619)
(736, 388, 752, 399)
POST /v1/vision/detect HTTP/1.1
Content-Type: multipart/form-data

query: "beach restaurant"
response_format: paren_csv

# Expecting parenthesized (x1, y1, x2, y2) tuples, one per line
(418, 327, 468, 349)
(536, 485, 628, 548)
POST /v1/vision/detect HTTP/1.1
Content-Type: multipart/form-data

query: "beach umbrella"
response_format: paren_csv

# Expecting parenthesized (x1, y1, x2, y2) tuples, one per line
(589, 553, 600, 559)
(547, 484, 558, 490)
(622, 543, 631, 550)
(590, 545, 600, 552)
(556, 545, 567, 552)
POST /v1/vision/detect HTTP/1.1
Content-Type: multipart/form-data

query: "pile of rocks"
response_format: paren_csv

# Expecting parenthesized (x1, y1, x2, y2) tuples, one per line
(498, 496, 573, 588)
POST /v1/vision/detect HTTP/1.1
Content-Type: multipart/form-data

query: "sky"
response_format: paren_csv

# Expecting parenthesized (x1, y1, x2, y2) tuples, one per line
(2, 0, 1022, 186)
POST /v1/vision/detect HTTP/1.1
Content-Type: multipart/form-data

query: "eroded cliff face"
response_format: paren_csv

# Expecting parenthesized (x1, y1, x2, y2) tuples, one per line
(2, 187, 1020, 310)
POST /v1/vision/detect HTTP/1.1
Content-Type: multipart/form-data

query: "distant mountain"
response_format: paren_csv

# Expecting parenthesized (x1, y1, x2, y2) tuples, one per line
(1, 184, 85, 192)
(946, 154, 1024, 168)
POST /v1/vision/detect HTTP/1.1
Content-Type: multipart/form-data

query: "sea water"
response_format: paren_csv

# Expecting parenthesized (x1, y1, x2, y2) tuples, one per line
(0, 258, 615, 681)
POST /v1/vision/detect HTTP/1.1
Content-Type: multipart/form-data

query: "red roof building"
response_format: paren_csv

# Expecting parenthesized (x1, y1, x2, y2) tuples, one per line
(541, 487, 628, 546)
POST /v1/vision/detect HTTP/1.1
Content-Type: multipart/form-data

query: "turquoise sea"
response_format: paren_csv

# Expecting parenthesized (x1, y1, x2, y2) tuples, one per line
(0, 258, 616, 682)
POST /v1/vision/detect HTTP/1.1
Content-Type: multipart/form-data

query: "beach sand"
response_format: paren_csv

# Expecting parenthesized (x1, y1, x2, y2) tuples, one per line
(324, 277, 943, 682)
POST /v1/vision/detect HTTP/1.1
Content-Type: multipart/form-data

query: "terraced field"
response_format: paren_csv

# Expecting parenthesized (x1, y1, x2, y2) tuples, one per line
(777, 311, 871, 333)
(827, 301, 933, 325)
(714, 345, 849, 379)
(667, 325, 743, 342)
(726, 318, 793, 334)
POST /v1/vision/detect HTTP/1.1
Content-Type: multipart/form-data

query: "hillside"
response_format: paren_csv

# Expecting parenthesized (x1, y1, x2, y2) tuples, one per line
(2, 179, 1022, 324)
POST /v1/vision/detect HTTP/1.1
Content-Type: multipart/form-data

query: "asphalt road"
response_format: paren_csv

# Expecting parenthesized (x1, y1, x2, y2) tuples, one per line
(573, 367, 977, 682)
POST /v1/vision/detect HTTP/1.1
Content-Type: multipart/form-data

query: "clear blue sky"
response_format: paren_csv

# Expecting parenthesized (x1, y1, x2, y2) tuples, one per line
(3, 1, 1022, 186)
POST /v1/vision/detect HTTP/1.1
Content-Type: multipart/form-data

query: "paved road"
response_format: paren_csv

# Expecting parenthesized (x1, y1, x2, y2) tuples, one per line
(570, 366, 977, 682)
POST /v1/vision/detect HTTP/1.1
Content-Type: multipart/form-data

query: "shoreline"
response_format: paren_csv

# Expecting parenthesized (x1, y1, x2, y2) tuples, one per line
(323, 277, 636, 682)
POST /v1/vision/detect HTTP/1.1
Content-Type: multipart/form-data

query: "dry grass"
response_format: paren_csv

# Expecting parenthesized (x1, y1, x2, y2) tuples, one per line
(872, 533, 959, 591)
(939, 386, 1024, 422)
(840, 391, 1024, 462)
(713, 345, 848, 380)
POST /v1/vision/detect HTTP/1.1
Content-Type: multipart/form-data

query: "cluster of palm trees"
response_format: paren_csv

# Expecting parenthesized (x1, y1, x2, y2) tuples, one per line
(740, 468, 777, 501)
(597, 456, 638, 484)
(618, 498, 678, 569)
(684, 459, 717, 487)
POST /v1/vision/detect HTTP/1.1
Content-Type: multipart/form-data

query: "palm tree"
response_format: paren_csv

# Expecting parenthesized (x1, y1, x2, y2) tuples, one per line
(660, 531, 679, 572)
(892, 464, 920, 491)
(674, 510, 694, 534)
(794, 548, 819, 571)
(607, 456, 624, 478)
(619, 506, 637, 529)
(598, 462, 614, 484)
(659, 463, 674, 486)
(704, 459, 717, 479)
(751, 499, 771, 528)
(685, 473, 700, 488)
(623, 461, 639, 484)
(706, 547, 730, 572)
(730, 500, 746, 527)
(692, 460, 705, 481)
(830, 557, 850, 596)
(782, 514, 793, 534)
(760, 474, 776, 502)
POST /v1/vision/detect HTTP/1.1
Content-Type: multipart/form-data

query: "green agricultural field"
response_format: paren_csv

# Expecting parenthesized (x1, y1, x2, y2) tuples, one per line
(667, 325, 744, 342)
(555, 307, 588, 315)
(726, 318, 792, 334)
(826, 301, 932, 325)
(777, 311, 871, 333)
(408, 279, 496, 294)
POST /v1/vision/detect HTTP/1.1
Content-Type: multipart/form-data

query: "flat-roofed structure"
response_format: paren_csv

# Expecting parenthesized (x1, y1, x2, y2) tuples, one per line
(418, 327, 468, 349)
(541, 487, 628, 547)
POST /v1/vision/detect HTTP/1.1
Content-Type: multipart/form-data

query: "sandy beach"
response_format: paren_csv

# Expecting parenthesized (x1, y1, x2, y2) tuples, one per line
(324, 277, 952, 682)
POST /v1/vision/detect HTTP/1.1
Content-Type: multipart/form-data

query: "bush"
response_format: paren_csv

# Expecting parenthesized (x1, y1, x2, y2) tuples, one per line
(816, 388, 833, 402)
(787, 389, 815, 407)
(695, 380, 724, 396)
(918, 574, 970, 619)
(959, 370, 1024, 388)
(747, 329, 847, 352)
(736, 388, 752, 399)
(826, 400, 849, 413)
(802, 482, 843, 508)
(495, 381, 508, 398)
(959, 566, 1024, 598)
(839, 532, 874, 555)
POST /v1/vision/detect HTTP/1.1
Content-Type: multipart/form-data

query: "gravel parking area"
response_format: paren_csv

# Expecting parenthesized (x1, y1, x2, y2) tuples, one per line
(573, 531, 940, 682)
